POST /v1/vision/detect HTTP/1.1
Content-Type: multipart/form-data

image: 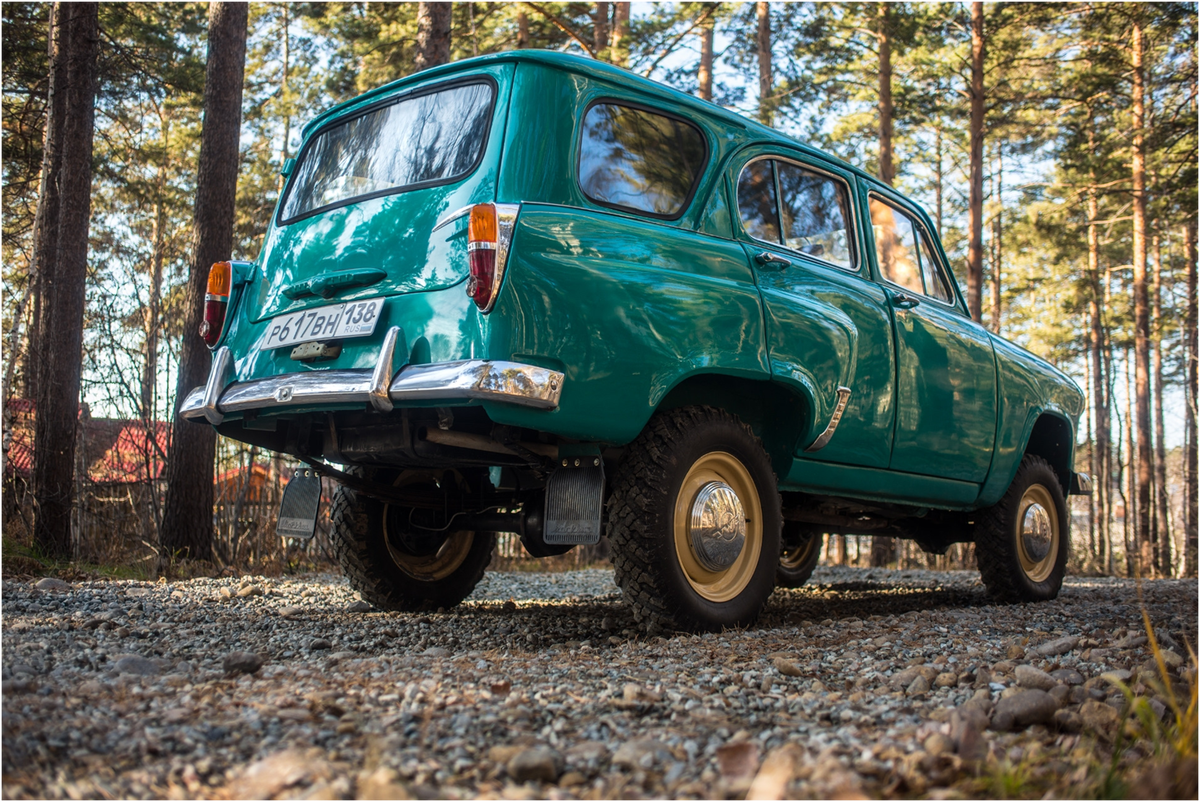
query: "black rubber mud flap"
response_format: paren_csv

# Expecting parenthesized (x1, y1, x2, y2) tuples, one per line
(276, 467, 322, 540)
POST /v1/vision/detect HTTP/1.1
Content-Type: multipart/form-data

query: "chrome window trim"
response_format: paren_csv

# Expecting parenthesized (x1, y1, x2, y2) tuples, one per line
(734, 154, 860, 274)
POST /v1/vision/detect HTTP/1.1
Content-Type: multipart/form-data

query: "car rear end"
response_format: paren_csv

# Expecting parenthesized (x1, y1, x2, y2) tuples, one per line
(179, 60, 563, 463)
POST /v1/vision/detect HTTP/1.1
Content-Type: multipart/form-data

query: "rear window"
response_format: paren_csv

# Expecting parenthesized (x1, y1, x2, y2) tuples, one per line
(280, 81, 495, 223)
(577, 102, 708, 218)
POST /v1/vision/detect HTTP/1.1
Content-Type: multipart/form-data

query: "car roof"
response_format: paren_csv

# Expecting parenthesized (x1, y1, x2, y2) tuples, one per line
(302, 50, 876, 185)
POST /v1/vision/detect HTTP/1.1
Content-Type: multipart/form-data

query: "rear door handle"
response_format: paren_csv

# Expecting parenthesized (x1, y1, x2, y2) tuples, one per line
(755, 251, 792, 269)
(891, 291, 921, 309)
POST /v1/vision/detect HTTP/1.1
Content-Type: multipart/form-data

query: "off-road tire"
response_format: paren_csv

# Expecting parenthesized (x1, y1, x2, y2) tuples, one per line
(607, 406, 782, 632)
(974, 454, 1068, 602)
(776, 526, 822, 588)
(329, 468, 494, 611)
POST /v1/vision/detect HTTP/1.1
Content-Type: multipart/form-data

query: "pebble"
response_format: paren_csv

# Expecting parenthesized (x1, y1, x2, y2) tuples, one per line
(506, 747, 561, 783)
(1036, 635, 1080, 656)
(1080, 699, 1121, 740)
(223, 651, 264, 676)
(347, 600, 373, 613)
(1014, 664, 1057, 691)
(991, 689, 1059, 730)
(112, 654, 159, 676)
(0, 566, 1193, 800)
(33, 578, 70, 592)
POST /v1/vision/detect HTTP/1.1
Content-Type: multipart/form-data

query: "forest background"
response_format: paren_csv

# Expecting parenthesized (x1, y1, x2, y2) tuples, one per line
(1, 2, 1196, 580)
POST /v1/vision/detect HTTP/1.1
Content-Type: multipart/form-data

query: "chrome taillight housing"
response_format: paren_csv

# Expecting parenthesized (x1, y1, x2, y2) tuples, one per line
(465, 203, 520, 313)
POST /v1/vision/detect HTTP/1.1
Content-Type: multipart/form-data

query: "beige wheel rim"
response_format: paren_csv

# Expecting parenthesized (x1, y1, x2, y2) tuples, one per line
(672, 451, 762, 603)
(780, 533, 820, 570)
(383, 471, 474, 581)
(1015, 483, 1059, 583)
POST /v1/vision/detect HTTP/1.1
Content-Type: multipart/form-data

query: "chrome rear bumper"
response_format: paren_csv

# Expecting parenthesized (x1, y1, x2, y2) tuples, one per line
(180, 326, 564, 425)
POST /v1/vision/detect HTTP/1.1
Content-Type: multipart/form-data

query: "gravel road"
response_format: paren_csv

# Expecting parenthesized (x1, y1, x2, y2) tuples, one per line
(2, 566, 1195, 799)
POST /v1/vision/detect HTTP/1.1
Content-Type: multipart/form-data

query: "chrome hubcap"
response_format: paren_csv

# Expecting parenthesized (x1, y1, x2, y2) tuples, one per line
(689, 481, 746, 571)
(1020, 502, 1053, 563)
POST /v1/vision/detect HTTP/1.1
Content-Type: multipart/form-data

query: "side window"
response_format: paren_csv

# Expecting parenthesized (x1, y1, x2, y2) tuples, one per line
(917, 232, 953, 303)
(776, 162, 853, 269)
(869, 198, 922, 294)
(578, 102, 707, 218)
(736, 159, 780, 243)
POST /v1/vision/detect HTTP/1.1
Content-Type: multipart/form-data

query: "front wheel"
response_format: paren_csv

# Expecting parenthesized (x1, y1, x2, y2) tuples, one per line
(329, 468, 494, 611)
(974, 455, 1068, 602)
(608, 406, 782, 632)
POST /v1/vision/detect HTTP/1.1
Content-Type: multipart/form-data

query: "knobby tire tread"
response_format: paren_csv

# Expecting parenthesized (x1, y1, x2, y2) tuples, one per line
(974, 454, 1066, 603)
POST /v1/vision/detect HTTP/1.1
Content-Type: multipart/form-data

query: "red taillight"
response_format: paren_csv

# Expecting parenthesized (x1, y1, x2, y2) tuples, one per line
(467, 204, 497, 309)
(199, 261, 231, 348)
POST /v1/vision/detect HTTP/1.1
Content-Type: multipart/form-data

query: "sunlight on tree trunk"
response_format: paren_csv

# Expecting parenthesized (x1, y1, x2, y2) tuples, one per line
(698, 13, 714, 102)
(415, 2, 451, 71)
(1130, 17, 1153, 576)
(966, 1, 985, 322)
(756, 2, 772, 126)
(877, 4, 894, 187)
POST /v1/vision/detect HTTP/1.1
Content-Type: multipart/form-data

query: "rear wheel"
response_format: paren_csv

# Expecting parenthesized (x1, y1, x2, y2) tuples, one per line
(329, 468, 494, 611)
(974, 455, 1068, 602)
(776, 525, 822, 588)
(608, 406, 781, 632)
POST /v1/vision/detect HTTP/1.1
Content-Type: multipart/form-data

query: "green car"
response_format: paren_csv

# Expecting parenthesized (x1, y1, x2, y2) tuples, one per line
(181, 51, 1091, 632)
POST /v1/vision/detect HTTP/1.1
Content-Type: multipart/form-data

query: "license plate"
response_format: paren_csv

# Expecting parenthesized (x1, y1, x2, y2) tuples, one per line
(259, 297, 384, 350)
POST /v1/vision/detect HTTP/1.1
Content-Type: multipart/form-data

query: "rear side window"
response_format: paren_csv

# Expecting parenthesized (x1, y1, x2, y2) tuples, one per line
(736, 157, 855, 270)
(870, 197, 953, 303)
(578, 102, 708, 218)
(280, 81, 495, 223)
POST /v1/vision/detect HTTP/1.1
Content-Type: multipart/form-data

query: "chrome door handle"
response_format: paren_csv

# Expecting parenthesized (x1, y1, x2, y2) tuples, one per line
(755, 251, 792, 269)
(891, 291, 921, 309)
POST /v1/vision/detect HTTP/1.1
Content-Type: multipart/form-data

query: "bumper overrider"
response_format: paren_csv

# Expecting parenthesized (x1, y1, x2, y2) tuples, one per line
(180, 326, 564, 425)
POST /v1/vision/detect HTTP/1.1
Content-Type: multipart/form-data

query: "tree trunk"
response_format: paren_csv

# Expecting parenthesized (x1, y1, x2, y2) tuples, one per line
(966, 1, 985, 322)
(1152, 233, 1170, 576)
(934, 126, 943, 235)
(1086, 168, 1110, 575)
(991, 146, 1002, 334)
(698, 13, 714, 102)
(517, 9, 530, 49)
(1130, 18, 1153, 576)
(594, 2, 609, 60)
(877, 4, 894, 186)
(26, 3, 71, 406)
(756, 1, 772, 126)
(160, 1, 248, 562)
(1185, 222, 1198, 577)
(141, 170, 166, 421)
(611, 2, 629, 67)
(414, 1, 451, 71)
(32, 2, 99, 559)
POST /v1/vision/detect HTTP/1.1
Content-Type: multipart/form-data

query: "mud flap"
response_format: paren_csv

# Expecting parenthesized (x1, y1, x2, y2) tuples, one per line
(276, 468, 322, 540)
(543, 460, 604, 546)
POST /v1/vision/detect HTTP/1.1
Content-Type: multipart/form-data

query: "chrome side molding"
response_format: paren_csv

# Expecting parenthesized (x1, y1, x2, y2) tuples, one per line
(804, 385, 852, 453)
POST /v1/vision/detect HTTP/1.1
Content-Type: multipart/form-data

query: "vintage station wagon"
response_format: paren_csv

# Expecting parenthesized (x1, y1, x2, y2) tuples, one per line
(181, 51, 1090, 632)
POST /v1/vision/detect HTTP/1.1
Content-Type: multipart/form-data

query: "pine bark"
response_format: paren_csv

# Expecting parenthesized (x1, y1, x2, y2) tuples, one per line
(26, 3, 70, 405)
(991, 147, 1002, 334)
(966, 1, 986, 322)
(698, 14, 714, 101)
(32, 2, 99, 559)
(160, 2, 248, 562)
(594, 2, 609, 59)
(611, 3, 629, 67)
(756, 2, 772, 126)
(414, 2, 451, 71)
(877, 4, 894, 186)
(516, 10, 530, 49)
(1086, 169, 1110, 574)
(1185, 222, 1198, 577)
(1130, 19, 1153, 576)
(1152, 234, 1169, 575)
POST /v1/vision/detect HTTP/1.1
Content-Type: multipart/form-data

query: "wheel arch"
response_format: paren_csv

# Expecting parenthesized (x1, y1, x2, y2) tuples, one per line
(1022, 411, 1075, 493)
(655, 371, 810, 479)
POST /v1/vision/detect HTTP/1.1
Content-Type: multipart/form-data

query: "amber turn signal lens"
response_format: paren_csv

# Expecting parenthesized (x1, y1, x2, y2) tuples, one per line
(206, 261, 232, 297)
(468, 204, 497, 244)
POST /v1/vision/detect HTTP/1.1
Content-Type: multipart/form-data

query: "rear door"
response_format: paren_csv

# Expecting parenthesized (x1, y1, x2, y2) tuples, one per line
(865, 189, 997, 481)
(731, 148, 896, 469)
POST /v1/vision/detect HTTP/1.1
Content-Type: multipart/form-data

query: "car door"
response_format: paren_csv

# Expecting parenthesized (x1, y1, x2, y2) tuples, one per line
(731, 148, 896, 469)
(865, 189, 997, 482)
